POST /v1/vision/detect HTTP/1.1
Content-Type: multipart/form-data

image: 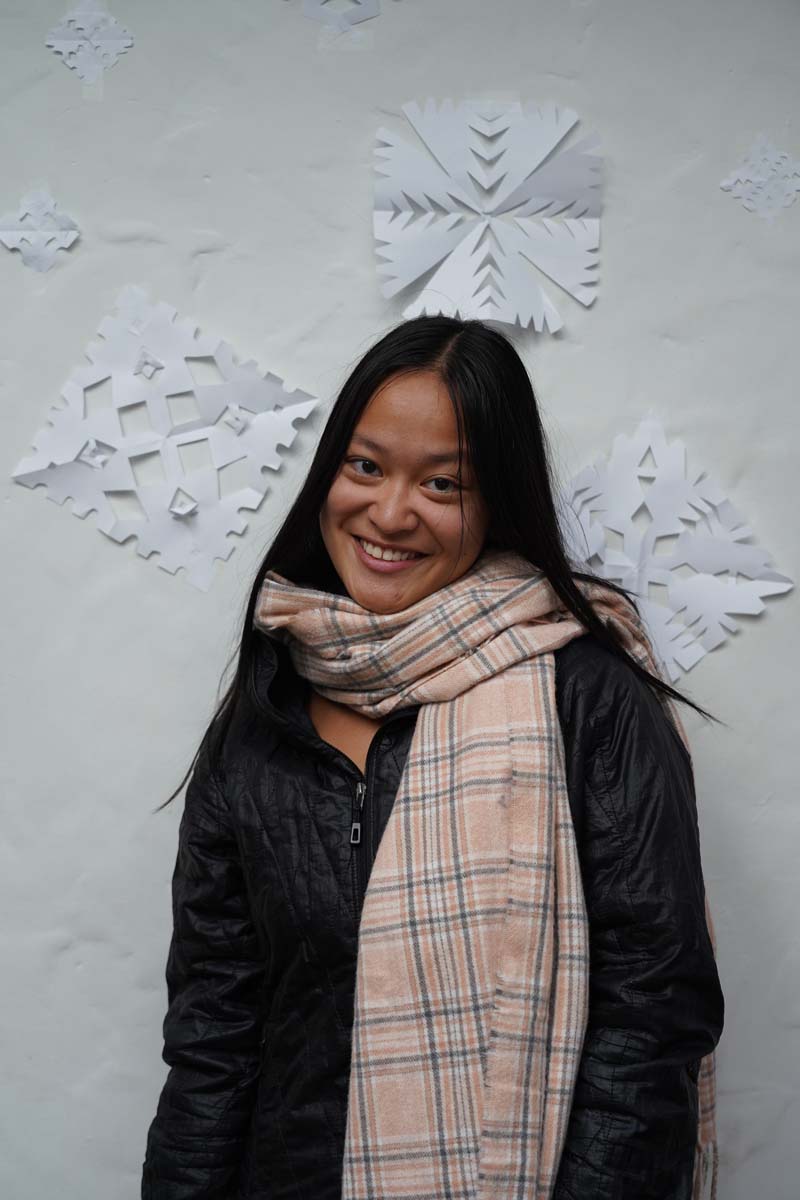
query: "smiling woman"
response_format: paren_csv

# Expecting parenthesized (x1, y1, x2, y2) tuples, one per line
(319, 370, 490, 609)
(142, 315, 723, 1200)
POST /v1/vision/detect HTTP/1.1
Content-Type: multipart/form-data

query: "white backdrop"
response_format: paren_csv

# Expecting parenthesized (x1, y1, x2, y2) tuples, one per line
(1, 1, 798, 1196)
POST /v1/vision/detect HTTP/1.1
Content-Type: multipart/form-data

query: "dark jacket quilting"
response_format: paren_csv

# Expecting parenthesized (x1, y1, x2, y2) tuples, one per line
(141, 631, 724, 1200)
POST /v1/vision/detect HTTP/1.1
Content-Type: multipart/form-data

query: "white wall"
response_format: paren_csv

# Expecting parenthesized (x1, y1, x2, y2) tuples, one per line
(1, 1, 798, 1196)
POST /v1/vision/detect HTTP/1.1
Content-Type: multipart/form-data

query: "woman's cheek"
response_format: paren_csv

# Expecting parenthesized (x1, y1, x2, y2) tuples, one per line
(326, 476, 360, 515)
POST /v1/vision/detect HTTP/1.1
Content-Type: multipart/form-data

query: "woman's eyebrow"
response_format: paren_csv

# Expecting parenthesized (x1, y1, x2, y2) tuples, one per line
(350, 434, 460, 466)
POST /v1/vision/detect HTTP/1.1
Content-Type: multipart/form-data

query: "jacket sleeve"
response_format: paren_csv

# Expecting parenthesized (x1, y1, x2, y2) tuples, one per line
(553, 644, 724, 1200)
(141, 741, 268, 1199)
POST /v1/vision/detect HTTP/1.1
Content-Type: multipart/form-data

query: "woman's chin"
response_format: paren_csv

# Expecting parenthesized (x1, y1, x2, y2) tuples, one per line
(347, 574, 431, 614)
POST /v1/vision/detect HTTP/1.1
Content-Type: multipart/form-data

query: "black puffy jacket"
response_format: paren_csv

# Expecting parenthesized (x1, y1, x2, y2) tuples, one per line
(141, 631, 724, 1200)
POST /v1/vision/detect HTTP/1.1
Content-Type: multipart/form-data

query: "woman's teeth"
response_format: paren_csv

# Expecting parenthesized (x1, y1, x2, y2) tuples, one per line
(357, 537, 422, 563)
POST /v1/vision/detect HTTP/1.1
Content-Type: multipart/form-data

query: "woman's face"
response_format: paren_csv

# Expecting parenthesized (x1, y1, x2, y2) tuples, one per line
(319, 370, 490, 614)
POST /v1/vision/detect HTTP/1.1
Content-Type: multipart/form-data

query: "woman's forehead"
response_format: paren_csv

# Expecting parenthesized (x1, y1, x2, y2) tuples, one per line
(350, 429, 461, 468)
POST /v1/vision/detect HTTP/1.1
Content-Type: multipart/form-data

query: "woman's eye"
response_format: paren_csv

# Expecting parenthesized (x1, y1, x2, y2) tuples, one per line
(345, 458, 460, 494)
(348, 457, 378, 476)
(427, 477, 459, 494)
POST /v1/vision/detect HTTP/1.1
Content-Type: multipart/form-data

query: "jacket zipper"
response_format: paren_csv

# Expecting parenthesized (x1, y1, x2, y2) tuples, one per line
(348, 715, 407, 915)
(350, 780, 366, 846)
(305, 705, 414, 919)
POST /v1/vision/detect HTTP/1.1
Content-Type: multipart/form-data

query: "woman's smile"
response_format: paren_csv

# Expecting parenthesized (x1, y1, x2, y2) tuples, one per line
(351, 533, 428, 573)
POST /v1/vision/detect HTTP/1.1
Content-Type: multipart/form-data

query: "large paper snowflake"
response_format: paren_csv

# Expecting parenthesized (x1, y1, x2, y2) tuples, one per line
(557, 417, 793, 680)
(12, 287, 318, 590)
(720, 134, 800, 219)
(374, 99, 602, 333)
(0, 190, 80, 272)
(46, 0, 134, 85)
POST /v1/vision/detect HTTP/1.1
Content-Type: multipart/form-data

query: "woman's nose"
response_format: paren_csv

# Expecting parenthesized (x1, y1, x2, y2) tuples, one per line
(368, 482, 419, 530)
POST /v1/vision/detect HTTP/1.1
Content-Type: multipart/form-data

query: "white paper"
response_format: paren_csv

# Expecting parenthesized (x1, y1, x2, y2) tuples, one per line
(557, 416, 793, 680)
(46, 0, 134, 84)
(302, 0, 380, 32)
(12, 286, 319, 590)
(374, 99, 602, 332)
(720, 134, 800, 219)
(0, 190, 80, 272)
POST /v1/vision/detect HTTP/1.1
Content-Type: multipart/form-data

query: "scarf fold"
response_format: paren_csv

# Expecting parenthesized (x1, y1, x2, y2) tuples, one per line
(253, 547, 718, 1200)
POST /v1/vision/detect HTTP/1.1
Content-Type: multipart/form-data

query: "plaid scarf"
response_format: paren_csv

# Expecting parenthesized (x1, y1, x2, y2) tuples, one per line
(253, 547, 718, 1199)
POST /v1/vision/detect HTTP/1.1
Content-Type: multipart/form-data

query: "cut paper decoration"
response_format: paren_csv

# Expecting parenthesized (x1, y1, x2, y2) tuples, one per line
(285, 0, 401, 31)
(12, 286, 319, 590)
(0, 190, 80, 272)
(303, 0, 380, 32)
(720, 135, 800, 219)
(374, 99, 602, 333)
(557, 416, 793, 680)
(46, 0, 134, 84)
(169, 488, 198, 518)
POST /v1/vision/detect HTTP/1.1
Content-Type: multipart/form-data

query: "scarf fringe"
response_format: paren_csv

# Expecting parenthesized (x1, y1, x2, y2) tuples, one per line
(692, 1139, 718, 1200)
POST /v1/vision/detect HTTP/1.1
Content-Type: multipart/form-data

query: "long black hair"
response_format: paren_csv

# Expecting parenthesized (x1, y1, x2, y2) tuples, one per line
(154, 314, 721, 811)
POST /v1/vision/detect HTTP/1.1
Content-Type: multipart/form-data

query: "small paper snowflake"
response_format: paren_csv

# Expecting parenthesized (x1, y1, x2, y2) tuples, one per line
(284, 0, 403, 32)
(303, 0, 380, 32)
(720, 134, 800, 219)
(46, 0, 134, 85)
(12, 287, 319, 590)
(557, 416, 793, 679)
(0, 190, 80, 271)
(374, 99, 602, 333)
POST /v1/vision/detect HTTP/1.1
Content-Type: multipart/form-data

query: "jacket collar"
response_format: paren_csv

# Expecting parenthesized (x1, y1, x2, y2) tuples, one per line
(252, 630, 309, 728)
(252, 630, 419, 761)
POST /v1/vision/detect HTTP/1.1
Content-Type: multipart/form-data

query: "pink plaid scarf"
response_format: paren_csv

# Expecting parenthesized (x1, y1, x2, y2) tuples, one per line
(253, 548, 718, 1199)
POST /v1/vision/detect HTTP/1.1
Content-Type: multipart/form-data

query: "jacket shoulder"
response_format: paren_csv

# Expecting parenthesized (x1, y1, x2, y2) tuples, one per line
(554, 631, 682, 751)
(554, 632, 647, 732)
(554, 633, 690, 849)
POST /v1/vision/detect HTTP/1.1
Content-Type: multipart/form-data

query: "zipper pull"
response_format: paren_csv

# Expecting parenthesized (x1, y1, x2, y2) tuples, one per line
(350, 780, 366, 845)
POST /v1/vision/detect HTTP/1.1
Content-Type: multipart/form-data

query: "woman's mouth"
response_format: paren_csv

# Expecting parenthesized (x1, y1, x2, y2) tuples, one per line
(351, 534, 427, 573)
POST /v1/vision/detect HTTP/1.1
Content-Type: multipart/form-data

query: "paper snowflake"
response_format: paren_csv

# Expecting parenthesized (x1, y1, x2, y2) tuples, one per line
(374, 99, 602, 333)
(12, 287, 318, 590)
(284, 1, 402, 33)
(46, 0, 134, 85)
(0, 190, 80, 271)
(557, 417, 793, 680)
(720, 134, 800, 219)
(303, 0, 379, 32)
